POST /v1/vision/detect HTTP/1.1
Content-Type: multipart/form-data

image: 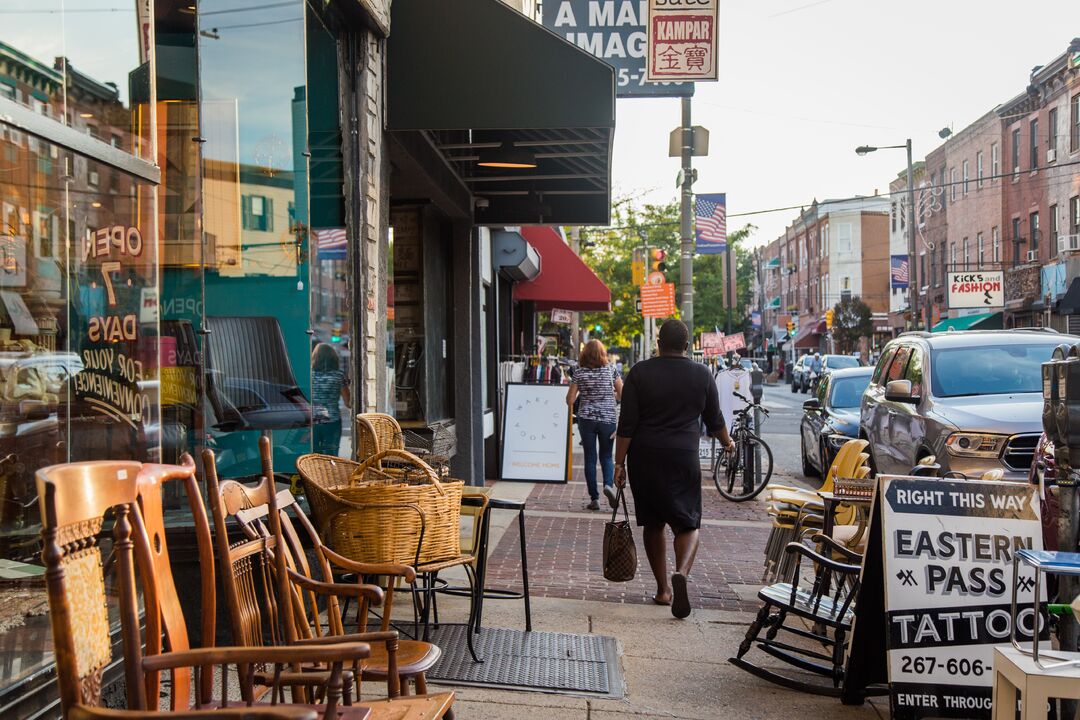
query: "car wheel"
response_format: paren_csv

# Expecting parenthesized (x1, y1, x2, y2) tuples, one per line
(819, 440, 831, 477)
(801, 436, 819, 477)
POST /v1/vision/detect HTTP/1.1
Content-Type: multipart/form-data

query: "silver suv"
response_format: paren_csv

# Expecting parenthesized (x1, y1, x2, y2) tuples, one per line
(860, 329, 1077, 480)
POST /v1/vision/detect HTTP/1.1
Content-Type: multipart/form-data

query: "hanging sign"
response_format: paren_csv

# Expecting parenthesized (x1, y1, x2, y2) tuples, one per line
(550, 308, 574, 324)
(880, 476, 1047, 719)
(701, 331, 723, 357)
(640, 282, 676, 318)
(500, 383, 572, 483)
(947, 271, 1004, 310)
(543, 0, 693, 97)
(646, 0, 719, 82)
(722, 332, 745, 353)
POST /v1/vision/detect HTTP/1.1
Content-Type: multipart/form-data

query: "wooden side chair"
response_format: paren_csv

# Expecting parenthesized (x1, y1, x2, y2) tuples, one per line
(214, 438, 442, 696)
(35, 458, 369, 720)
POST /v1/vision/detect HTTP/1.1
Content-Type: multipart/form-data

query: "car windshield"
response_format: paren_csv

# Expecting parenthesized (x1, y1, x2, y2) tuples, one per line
(830, 375, 871, 409)
(826, 356, 859, 369)
(930, 342, 1059, 397)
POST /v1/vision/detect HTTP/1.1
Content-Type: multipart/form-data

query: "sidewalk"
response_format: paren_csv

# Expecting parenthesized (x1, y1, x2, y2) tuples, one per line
(425, 450, 884, 719)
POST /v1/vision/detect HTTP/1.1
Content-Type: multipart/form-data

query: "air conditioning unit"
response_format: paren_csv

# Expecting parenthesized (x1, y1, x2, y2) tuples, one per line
(1059, 234, 1080, 254)
(1025, 250, 1039, 262)
(1047, 148, 1058, 163)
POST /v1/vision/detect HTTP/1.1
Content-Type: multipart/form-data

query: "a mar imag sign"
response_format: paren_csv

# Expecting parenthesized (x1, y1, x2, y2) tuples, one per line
(543, 1, 693, 97)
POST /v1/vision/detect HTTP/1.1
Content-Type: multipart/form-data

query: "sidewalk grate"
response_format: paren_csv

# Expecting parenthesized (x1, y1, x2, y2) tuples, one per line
(426, 625, 623, 698)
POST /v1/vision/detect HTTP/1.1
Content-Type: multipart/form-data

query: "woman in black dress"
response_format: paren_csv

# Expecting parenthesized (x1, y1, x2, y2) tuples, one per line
(613, 319, 734, 619)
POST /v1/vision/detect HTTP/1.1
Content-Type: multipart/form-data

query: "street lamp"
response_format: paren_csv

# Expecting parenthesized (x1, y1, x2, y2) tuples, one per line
(856, 139, 919, 330)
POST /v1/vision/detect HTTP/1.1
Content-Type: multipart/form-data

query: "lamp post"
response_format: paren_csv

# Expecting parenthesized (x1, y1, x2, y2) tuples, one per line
(856, 140, 919, 330)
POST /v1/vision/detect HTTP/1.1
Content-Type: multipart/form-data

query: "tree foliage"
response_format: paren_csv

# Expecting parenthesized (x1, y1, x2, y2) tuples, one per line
(576, 198, 756, 348)
(831, 295, 873, 353)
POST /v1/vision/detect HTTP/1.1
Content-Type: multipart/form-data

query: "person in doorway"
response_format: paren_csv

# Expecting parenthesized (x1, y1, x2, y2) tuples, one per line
(613, 319, 734, 619)
(311, 342, 351, 456)
(566, 339, 623, 511)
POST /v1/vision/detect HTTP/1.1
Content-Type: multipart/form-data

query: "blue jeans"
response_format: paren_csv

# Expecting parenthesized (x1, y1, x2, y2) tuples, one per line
(578, 418, 616, 501)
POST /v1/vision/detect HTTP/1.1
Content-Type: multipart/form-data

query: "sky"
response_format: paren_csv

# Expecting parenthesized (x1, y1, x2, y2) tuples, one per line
(607, 0, 1080, 248)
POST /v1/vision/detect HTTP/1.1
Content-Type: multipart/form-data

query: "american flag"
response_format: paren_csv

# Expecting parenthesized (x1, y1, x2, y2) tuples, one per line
(315, 228, 347, 260)
(694, 193, 727, 254)
(890, 254, 909, 289)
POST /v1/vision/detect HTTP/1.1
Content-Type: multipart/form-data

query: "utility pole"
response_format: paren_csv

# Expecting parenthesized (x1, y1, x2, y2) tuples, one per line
(679, 97, 694, 331)
(905, 139, 919, 330)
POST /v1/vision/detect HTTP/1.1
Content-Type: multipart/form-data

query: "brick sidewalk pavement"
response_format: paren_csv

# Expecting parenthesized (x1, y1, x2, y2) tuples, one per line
(483, 461, 774, 612)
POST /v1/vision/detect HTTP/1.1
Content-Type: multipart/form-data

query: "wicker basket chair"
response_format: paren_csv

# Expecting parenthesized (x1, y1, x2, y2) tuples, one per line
(296, 450, 488, 663)
(355, 413, 404, 465)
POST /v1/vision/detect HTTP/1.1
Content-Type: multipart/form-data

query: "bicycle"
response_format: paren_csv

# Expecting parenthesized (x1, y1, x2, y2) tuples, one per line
(710, 392, 774, 501)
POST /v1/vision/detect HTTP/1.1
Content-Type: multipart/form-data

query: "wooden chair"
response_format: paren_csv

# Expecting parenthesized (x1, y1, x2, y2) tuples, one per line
(296, 452, 488, 663)
(202, 450, 454, 720)
(35, 458, 370, 719)
(730, 533, 862, 696)
(212, 438, 442, 696)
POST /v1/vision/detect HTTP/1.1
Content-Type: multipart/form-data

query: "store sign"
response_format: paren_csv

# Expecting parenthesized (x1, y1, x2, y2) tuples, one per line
(550, 308, 574, 324)
(701, 330, 723, 357)
(543, 0, 693, 97)
(880, 476, 1047, 719)
(500, 383, 572, 483)
(646, 0, 719, 82)
(722, 332, 745, 353)
(639, 282, 676, 318)
(947, 271, 1004, 310)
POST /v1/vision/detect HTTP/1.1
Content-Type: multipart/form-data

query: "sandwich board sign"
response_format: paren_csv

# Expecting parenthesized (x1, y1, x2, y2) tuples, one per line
(500, 383, 572, 483)
(878, 476, 1047, 719)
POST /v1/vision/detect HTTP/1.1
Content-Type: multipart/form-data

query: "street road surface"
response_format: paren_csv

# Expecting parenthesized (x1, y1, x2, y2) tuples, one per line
(755, 381, 811, 485)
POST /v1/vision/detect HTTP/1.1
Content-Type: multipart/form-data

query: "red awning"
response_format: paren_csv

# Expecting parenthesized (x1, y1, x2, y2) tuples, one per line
(793, 319, 826, 349)
(513, 227, 610, 311)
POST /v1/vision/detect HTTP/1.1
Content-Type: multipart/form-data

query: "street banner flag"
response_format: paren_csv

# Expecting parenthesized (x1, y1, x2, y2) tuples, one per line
(890, 254, 909, 290)
(695, 193, 727, 254)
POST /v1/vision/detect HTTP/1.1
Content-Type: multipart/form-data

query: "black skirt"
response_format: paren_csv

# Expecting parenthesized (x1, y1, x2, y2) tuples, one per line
(626, 445, 702, 531)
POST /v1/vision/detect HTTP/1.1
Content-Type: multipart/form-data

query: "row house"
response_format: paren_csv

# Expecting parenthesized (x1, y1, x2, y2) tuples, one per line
(898, 38, 1080, 333)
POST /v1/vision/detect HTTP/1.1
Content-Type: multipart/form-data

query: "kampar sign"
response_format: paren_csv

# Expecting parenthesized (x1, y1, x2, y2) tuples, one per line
(947, 271, 1004, 310)
(646, 0, 719, 82)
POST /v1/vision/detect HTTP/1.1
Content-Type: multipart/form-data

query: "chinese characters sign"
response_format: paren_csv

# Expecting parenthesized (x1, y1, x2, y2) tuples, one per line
(646, 0, 719, 82)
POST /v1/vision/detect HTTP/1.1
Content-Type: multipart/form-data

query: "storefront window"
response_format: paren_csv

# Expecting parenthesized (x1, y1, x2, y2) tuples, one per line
(0, 0, 159, 692)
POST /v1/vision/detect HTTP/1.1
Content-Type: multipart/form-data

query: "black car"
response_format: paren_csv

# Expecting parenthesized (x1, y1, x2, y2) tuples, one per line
(799, 366, 873, 477)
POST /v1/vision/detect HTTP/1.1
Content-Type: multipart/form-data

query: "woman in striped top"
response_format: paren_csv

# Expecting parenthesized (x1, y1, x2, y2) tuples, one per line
(566, 340, 623, 511)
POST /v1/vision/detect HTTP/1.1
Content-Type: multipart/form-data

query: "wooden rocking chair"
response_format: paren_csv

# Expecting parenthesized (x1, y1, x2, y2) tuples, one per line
(730, 533, 862, 696)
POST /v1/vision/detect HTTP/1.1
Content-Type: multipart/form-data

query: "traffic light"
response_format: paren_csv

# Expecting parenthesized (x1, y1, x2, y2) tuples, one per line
(825, 308, 834, 330)
(650, 248, 668, 273)
(787, 320, 794, 334)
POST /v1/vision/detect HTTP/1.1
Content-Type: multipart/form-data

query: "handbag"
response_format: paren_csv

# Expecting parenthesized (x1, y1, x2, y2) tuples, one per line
(602, 486, 637, 582)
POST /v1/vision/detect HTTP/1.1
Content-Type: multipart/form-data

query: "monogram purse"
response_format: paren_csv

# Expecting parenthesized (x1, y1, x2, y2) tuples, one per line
(602, 486, 637, 582)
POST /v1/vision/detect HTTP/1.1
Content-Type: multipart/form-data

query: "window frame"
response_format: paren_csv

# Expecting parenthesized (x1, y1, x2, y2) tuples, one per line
(962, 159, 969, 194)
(1030, 211, 1039, 253)
(1030, 118, 1039, 170)
(992, 226, 1001, 263)
(1012, 128, 1021, 175)
(976, 150, 984, 188)
(1071, 93, 1079, 154)
(1049, 106, 1058, 157)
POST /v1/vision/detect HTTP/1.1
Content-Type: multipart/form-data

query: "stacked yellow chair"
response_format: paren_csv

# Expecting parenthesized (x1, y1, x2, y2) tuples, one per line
(761, 439, 870, 582)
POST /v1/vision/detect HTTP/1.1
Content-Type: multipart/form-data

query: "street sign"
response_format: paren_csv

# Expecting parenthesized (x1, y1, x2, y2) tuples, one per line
(646, 0, 719, 83)
(947, 271, 1004, 310)
(646, 270, 666, 285)
(640, 282, 676, 318)
(550, 308, 574, 324)
(879, 476, 1047, 719)
(543, 0, 693, 98)
(668, 126, 710, 157)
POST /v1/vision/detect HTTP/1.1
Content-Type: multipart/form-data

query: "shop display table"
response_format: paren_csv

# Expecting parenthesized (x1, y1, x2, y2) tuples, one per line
(991, 645, 1080, 720)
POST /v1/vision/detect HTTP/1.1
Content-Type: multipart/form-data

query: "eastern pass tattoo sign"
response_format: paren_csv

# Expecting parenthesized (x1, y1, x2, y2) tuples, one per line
(880, 476, 1048, 719)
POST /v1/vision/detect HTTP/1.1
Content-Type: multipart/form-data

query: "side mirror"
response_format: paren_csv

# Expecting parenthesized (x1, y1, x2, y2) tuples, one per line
(802, 398, 821, 412)
(885, 379, 919, 403)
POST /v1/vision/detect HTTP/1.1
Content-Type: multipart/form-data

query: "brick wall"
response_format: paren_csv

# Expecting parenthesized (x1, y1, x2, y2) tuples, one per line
(361, 31, 387, 413)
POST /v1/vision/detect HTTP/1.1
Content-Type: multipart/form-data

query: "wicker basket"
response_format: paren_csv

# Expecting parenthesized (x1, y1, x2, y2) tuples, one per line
(296, 451, 464, 567)
(355, 413, 404, 464)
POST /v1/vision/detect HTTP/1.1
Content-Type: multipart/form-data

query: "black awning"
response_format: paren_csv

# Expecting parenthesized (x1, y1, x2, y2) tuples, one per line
(387, 0, 615, 225)
(1061, 277, 1080, 315)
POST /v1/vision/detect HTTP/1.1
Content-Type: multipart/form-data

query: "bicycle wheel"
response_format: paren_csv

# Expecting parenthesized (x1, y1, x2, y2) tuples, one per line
(715, 432, 773, 502)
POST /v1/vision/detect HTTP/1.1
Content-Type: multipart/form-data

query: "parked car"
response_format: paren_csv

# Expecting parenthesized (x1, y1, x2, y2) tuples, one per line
(800, 366, 873, 476)
(807, 354, 862, 394)
(790, 355, 810, 393)
(860, 329, 1077, 480)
